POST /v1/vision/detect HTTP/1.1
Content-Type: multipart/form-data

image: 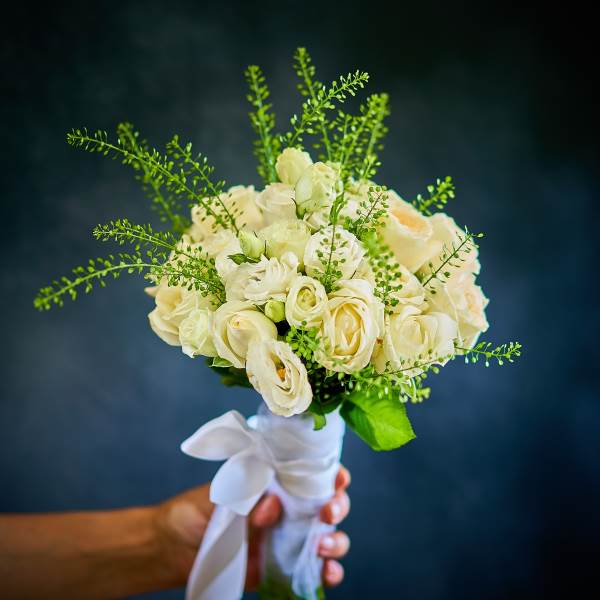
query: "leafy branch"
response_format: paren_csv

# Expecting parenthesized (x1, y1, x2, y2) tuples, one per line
(281, 66, 369, 150)
(245, 65, 280, 184)
(293, 47, 332, 160)
(116, 123, 190, 234)
(420, 228, 482, 290)
(458, 341, 522, 366)
(331, 93, 390, 181)
(347, 186, 389, 241)
(67, 128, 238, 234)
(412, 176, 455, 216)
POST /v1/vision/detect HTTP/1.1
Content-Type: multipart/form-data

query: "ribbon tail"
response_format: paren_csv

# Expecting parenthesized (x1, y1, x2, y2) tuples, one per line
(291, 516, 334, 600)
(186, 506, 247, 600)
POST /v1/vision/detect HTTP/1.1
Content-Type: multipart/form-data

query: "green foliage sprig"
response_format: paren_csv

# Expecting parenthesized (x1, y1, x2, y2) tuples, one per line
(331, 93, 390, 182)
(420, 228, 483, 291)
(347, 186, 389, 241)
(459, 341, 522, 366)
(116, 123, 190, 234)
(245, 65, 280, 184)
(412, 176, 455, 215)
(67, 128, 238, 234)
(281, 62, 369, 151)
(34, 252, 151, 311)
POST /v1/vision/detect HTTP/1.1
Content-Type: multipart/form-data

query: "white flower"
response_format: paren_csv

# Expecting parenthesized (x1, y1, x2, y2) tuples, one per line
(387, 264, 427, 312)
(376, 305, 458, 375)
(199, 229, 239, 258)
(225, 252, 299, 305)
(295, 162, 338, 216)
(178, 308, 217, 358)
(255, 183, 298, 225)
(303, 226, 365, 280)
(419, 213, 480, 279)
(285, 276, 328, 329)
(380, 190, 440, 273)
(189, 185, 263, 243)
(316, 279, 384, 373)
(246, 339, 312, 417)
(258, 220, 312, 267)
(275, 148, 313, 186)
(214, 233, 243, 281)
(427, 272, 489, 348)
(147, 281, 213, 346)
(212, 301, 278, 368)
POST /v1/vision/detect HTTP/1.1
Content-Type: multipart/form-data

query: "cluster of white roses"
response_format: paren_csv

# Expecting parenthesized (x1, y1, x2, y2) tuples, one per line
(146, 148, 489, 417)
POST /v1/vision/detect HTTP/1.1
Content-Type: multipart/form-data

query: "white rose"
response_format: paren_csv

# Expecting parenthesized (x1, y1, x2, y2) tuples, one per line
(275, 148, 313, 186)
(316, 279, 384, 373)
(419, 213, 480, 279)
(189, 185, 263, 242)
(303, 226, 365, 280)
(285, 276, 328, 329)
(258, 220, 312, 267)
(212, 301, 278, 368)
(295, 162, 338, 216)
(303, 206, 330, 232)
(246, 339, 312, 417)
(256, 183, 298, 225)
(225, 252, 299, 305)
(381, 191, 440, 273)
(427, 272, 489, 348)
(377, 305, 458, 375)
(147, 281, 213, 346)
(178, 308, 218, 358)
(214, 234, 243, 281)
(387, 264, 427, 312)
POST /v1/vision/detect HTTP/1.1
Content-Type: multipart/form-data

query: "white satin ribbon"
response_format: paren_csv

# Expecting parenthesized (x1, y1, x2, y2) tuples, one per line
(181, 406, 344, 600)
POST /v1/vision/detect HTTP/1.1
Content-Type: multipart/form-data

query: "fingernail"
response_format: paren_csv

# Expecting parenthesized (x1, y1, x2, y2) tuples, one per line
(329, 502, 341, 522)
(325, 560, 343, 581)
(320, 535, 335, 550)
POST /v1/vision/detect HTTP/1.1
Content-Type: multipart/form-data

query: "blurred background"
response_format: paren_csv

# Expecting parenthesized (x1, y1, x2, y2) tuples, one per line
(1, 1, 598, 598)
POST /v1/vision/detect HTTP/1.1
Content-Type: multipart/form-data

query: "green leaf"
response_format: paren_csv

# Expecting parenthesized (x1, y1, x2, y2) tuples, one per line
(340, 390, 416, 451)
(211, 357, 233, 368)
(228, 253, 259, 265)
(312, 412, 327, 431)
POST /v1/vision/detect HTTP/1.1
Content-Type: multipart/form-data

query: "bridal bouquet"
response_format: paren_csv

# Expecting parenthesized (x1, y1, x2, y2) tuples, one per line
(36, 48, 520, 599)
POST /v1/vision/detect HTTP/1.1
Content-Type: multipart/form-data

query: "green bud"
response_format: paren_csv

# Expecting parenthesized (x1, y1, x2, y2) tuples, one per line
(238, 230, 264, 260)
(264, 300, 286, 323)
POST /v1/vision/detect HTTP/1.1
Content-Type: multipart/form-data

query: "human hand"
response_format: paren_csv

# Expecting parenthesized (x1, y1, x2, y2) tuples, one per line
(153, 465, 351, 590)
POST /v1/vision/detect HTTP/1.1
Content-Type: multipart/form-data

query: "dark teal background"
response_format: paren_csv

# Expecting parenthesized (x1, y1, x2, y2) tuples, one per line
(1, 1, 598, 598)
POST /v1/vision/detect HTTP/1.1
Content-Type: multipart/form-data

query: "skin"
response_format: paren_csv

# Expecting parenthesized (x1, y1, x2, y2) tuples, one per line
(0, 466, 351, 599)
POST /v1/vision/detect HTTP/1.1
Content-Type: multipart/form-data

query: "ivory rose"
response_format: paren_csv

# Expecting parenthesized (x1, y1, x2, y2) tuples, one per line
(376, 305, 458, 375)
(381, 190, 440, 273)
(285, 276, 328, 329)
(189, 185, 263, 243)
(246, 339, 312, 417)
(255, 183, 298, 225)
(212, 301, 278, 368)
(427, 273, 489, 348)
(303, 226, 365, 280)
(275, 148, 313, 186)
(178, 308, 217, 358)
(295, 162, 338, 216)
(258, 220, 312, 266)
(419, 213, 480, 279)
(225, 252, 299, 305)
(147, 280, 214, 347)
(316, 279, 384, 373)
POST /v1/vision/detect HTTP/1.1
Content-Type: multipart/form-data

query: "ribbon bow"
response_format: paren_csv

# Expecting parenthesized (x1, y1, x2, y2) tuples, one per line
(181, 409, 343, 600)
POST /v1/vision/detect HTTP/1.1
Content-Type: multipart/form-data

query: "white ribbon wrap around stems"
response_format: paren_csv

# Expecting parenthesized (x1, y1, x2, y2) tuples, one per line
(181, 404, 345, 600)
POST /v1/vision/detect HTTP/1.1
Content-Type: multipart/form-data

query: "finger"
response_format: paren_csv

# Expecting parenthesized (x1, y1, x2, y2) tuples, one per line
(322, 559, 344, 587)
(318, 531, 350, 559)
(320, 490, 350, 525)
(335, 465, 351, 491)
(249, 494, 282, 529)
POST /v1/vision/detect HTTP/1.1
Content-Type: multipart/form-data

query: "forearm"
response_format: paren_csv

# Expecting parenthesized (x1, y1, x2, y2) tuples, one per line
(0, 506, 175, 599)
